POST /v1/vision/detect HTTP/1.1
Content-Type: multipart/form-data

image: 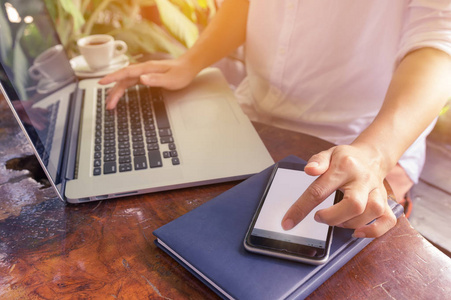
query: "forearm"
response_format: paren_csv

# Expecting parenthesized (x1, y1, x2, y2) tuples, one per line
(353, 47, 451, 175)
(180, 0, 249, 73)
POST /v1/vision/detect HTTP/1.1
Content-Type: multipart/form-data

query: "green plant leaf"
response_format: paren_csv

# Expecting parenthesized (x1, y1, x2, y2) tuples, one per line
(169, 0, 197, 23)
(12, 24, 29, 100)
(440, 103, 450, 116)
(0, 5, 13, 66)
(58, 0, 85, 31)
(43, 0, 57, 21)
(202, 0, 217, 19)
(155, 0, 199, 48)
(82, 0, 116, 35)
(21, 23, 54, 58)
(186, 0, 217, 27)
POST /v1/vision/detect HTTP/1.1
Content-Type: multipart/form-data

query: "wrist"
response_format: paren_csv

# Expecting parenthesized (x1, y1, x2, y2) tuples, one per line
(179, 47, 211, 75)
(349, 140, 396, 178)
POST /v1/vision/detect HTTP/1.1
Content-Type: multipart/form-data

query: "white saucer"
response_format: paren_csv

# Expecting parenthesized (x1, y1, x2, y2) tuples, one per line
(70, 54, 130, 78)
(37, 76, 75, 94)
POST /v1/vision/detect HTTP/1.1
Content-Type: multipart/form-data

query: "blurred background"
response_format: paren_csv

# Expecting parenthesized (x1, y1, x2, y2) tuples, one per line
(45, 0, 219, 59)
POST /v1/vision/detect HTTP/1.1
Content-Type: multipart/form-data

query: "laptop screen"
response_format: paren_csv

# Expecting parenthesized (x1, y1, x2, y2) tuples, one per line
(0, 1, 77, 187)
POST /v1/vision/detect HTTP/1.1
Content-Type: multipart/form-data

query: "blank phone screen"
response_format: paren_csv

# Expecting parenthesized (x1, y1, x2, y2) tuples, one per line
(251, 167, 335, 249)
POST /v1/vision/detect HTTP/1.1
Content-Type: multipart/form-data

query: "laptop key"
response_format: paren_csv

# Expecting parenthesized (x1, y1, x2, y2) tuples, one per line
(134, 156, 148, 170)
(133, 148, 146, 156)
(104, 153, 116, 162)
(104, 147, 115, 154)
(147, 143, 159, 151)
(145, 130, 156, 137)
(104, 162, 117, 174)
(119, 156, 131, 164)
(153, 100, 170, 129)
(160, 136, 174, 144)
(93, 167, 101, 176)
(147, 137, 158, 144)
(132, 141, 145, 149)
(119, 163, 132, 172)
(119, 149, 131, 156)
(94, 159, 101, 167)
(148, 150, 163, 168)
(158, 128, 172, 137)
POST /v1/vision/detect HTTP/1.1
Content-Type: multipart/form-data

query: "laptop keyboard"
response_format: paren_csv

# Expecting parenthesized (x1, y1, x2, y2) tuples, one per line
(93, 85, 180, 176)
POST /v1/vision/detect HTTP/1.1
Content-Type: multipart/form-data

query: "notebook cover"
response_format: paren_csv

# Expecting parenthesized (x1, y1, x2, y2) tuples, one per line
(153, 155, 404, 300)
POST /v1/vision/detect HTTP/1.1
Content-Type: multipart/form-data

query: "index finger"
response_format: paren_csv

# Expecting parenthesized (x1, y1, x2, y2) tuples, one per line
(281, 175, 339, 230)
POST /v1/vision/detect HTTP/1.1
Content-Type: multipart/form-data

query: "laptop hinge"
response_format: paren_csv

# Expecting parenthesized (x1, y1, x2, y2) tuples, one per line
(62, 88, 84, 184)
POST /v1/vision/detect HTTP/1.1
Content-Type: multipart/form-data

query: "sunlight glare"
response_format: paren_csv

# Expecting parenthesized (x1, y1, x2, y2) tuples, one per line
(5, 2, 21, 23)
(24, 16, 33, 24)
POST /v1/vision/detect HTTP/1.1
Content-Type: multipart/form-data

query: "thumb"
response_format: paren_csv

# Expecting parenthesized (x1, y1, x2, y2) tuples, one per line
(304, 147, 335, 176)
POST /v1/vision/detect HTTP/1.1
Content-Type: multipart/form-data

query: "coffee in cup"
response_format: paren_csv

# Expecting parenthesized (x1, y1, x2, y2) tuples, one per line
(77, 34, 128, 70)
(28, 44, 74, 82)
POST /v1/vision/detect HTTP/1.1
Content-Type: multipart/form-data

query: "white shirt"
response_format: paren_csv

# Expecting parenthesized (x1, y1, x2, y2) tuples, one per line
(235, 0, 451, 182)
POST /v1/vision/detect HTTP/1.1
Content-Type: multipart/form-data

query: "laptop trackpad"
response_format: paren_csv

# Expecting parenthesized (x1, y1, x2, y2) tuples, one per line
(179, 96, 239, 130)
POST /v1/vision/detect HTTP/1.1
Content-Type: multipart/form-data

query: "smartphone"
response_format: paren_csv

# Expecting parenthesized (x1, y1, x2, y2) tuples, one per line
(244, 162, 342, 265)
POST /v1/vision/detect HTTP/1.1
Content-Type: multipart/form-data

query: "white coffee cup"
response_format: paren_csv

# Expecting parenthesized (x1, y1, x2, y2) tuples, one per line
(77, 34, 128, 70)
(28, 44, 74, 81)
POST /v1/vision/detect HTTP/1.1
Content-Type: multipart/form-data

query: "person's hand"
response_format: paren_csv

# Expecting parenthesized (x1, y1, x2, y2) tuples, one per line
(98, 58, 198, 110)
(281, 144, 397, 238)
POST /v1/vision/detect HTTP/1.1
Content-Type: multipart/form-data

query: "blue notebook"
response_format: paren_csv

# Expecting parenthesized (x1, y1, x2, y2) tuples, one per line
(153, 155, 404, 300)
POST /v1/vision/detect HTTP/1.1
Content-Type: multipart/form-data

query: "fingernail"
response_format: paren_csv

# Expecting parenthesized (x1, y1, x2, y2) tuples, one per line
(352, 232, 366, 239)
(305, 162, 319, 168)
(282, 219, 294, 230)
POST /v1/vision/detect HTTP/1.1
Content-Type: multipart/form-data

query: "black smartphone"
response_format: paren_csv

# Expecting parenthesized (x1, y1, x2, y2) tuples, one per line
(244, 162, 342, 265)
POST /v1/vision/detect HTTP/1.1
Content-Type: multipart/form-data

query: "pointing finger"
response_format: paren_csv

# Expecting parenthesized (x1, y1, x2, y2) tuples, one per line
(281, 176, 338, 230)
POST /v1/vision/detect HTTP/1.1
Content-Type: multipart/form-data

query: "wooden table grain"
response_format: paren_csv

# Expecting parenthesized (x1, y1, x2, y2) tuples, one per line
(1, 95, 450, 299)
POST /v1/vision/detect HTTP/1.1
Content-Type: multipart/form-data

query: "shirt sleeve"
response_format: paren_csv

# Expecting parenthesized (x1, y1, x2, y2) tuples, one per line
(396, 0, 451, 64)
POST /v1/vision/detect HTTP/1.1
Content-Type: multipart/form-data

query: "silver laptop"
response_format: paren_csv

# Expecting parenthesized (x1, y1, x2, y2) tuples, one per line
(0, 1, 273, 203)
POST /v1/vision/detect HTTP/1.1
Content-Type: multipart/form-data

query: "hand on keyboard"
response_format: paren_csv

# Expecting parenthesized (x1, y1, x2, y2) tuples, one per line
(99, 58, 198, 110)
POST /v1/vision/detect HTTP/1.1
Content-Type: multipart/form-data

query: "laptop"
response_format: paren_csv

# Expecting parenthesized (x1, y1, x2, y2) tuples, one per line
(0, 1, 273, 203)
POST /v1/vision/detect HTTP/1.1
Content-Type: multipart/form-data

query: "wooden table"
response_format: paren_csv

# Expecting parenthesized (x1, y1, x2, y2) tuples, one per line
(1, 95, 450, 299)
